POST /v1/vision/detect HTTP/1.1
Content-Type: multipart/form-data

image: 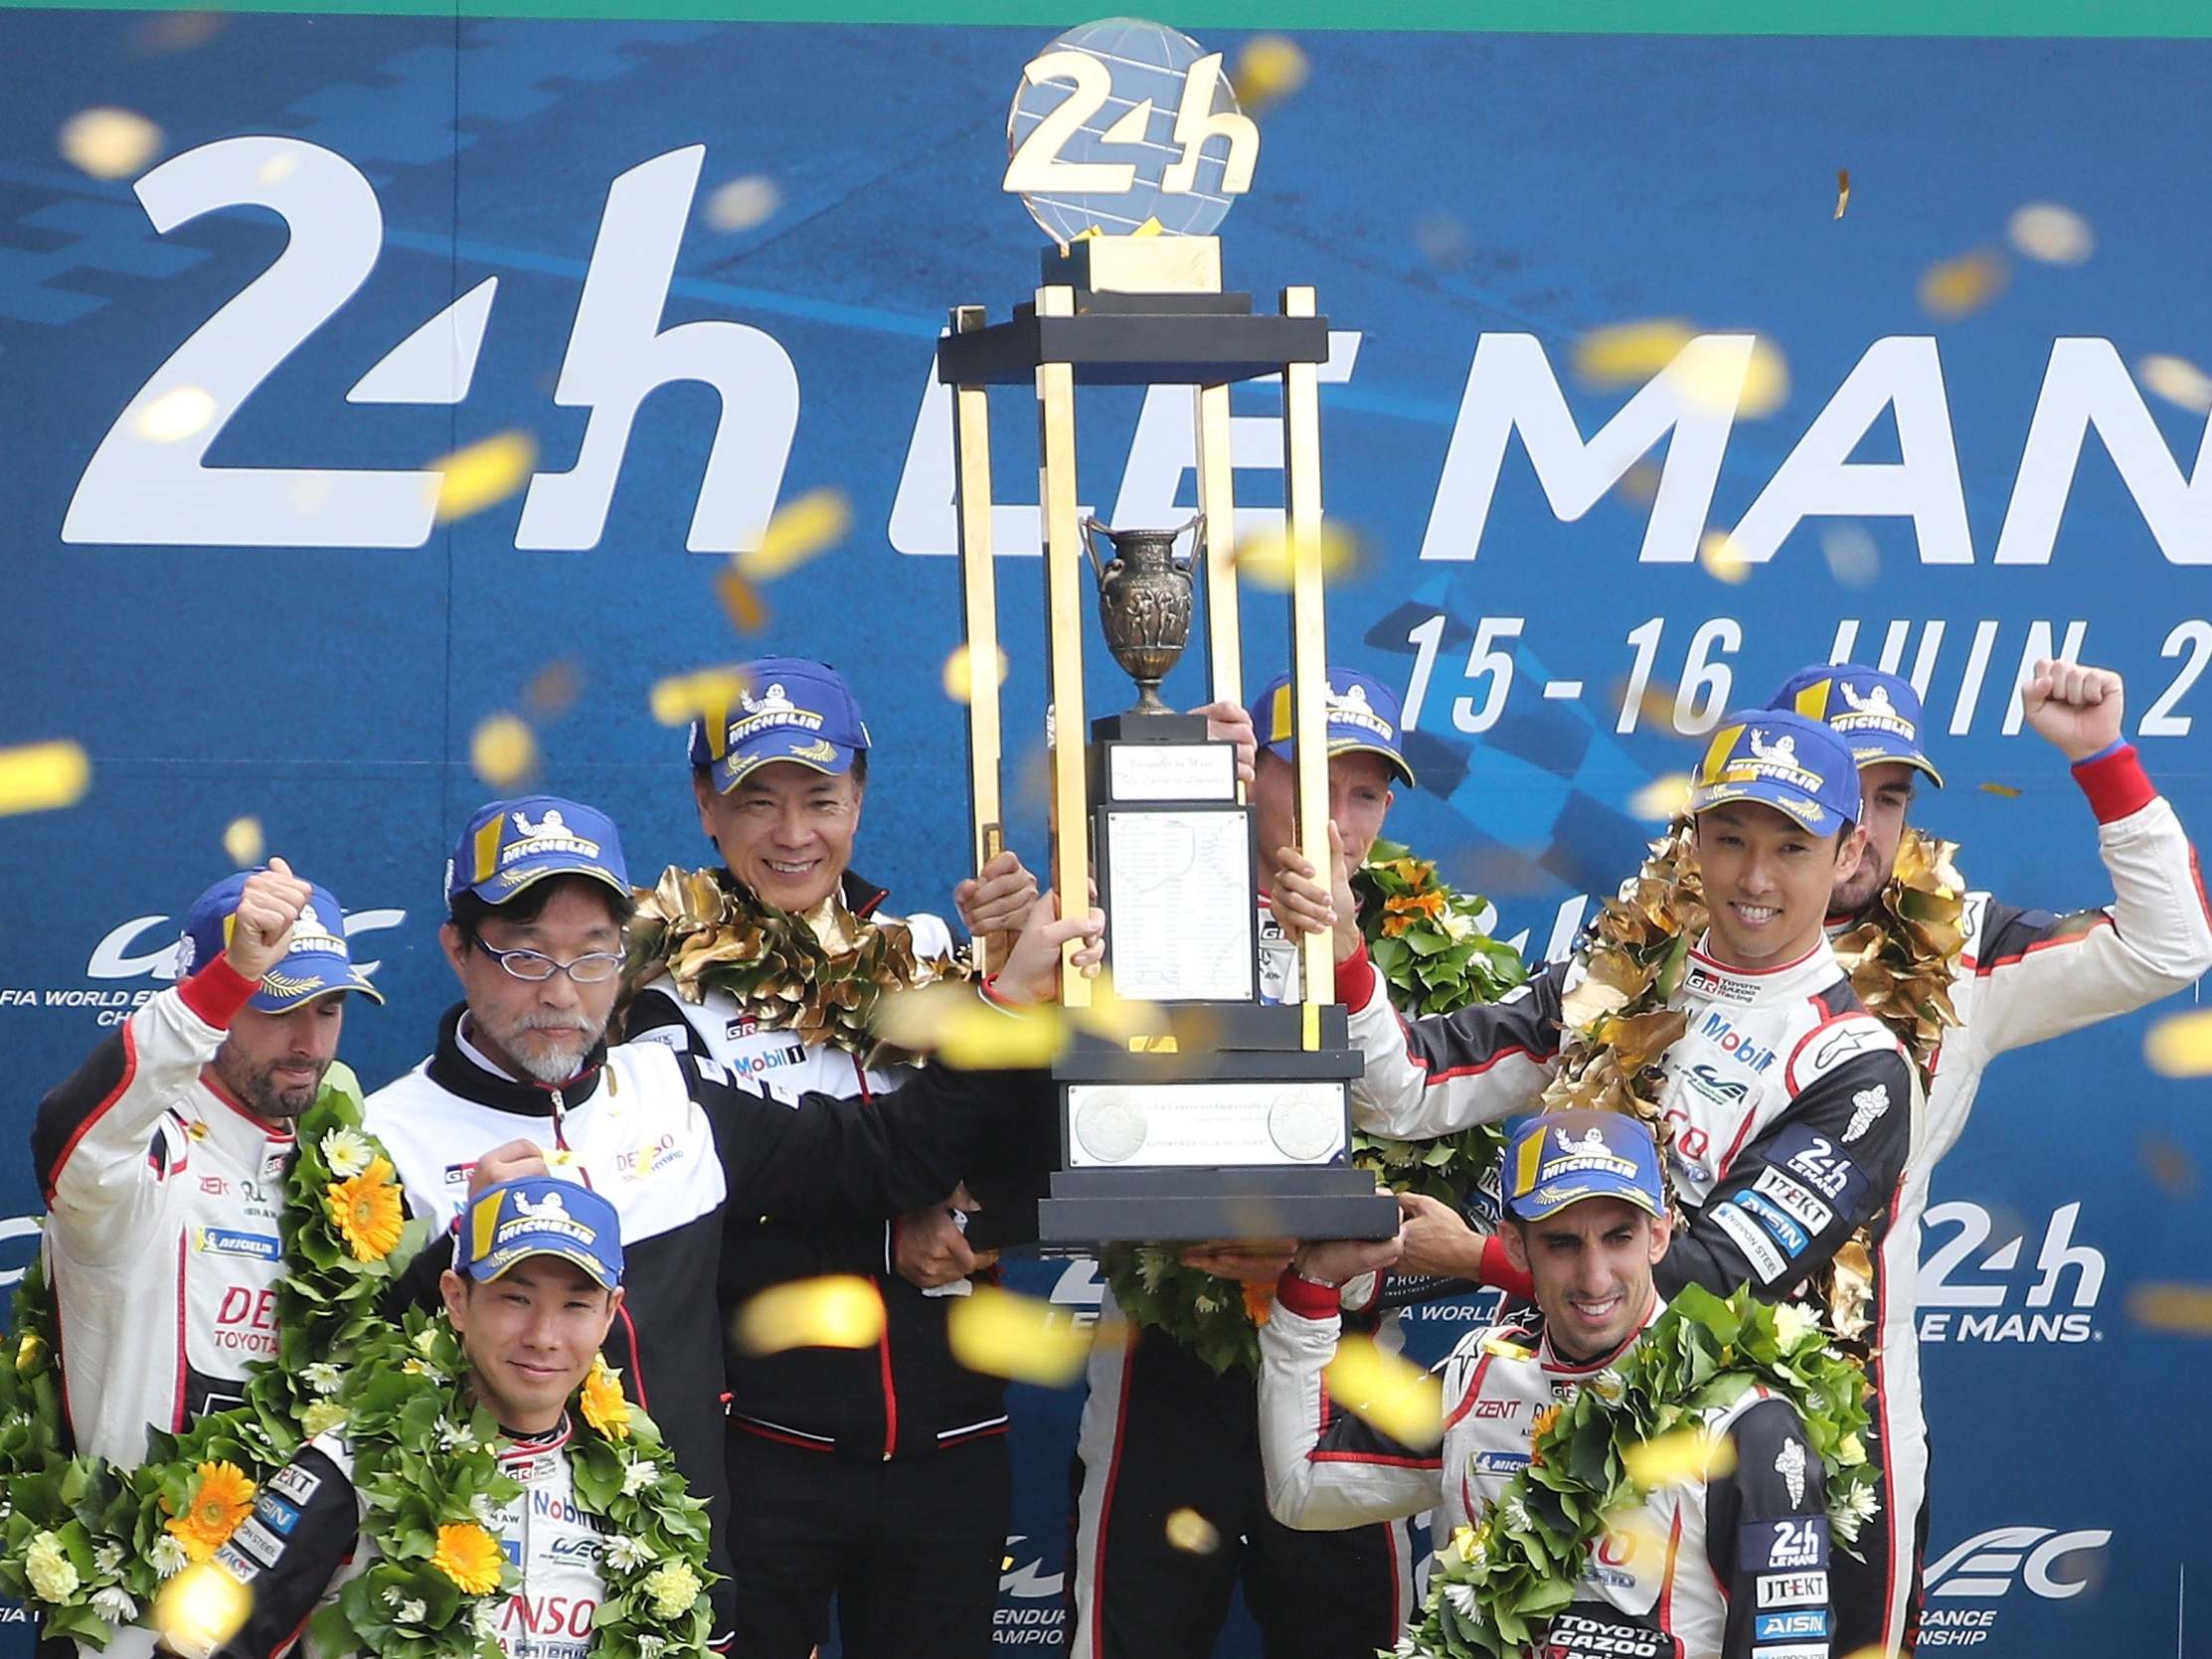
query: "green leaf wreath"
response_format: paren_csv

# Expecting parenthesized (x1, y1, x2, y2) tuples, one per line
(1103, 842, 1527, 1376)
(1400, 1285, 1879, 1659)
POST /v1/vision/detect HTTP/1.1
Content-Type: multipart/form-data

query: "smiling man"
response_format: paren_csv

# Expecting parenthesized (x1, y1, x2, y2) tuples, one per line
(1258, 1111, 1836, 1659)
(1276, 707, 1919, 1631)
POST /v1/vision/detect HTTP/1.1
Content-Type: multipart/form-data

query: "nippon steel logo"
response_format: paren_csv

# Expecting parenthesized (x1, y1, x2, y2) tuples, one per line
(1916, 1525, 2113, 1648)
(1917, 1201, 2105, 1345)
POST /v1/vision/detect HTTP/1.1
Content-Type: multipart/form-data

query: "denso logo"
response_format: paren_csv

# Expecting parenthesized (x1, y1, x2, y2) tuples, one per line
(502, 1594, 598, 1639)
(1917, 1525, 2111, 1647)
(1917, 1202, 2104, 1345)
(1696, 1011, 1775, 1073)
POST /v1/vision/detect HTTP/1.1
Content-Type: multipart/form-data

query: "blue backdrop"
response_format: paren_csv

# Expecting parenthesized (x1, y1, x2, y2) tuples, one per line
(4, 11, 2208, 1655)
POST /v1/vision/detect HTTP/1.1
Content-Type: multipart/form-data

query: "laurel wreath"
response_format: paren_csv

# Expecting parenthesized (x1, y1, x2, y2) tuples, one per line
(1103, 843, 1525, 1376)
(1400, 1286, 1879, 1659)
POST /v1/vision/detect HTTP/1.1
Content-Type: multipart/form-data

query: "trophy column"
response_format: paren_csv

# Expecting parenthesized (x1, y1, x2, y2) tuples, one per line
(939, 238, 1397, 1244)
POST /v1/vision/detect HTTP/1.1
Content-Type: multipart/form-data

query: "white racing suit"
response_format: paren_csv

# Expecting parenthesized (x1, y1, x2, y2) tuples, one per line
(1258, 1281, 1836, 1659)
(169, 1417, 608, 1659)
(1337, 934, 1915, 1649)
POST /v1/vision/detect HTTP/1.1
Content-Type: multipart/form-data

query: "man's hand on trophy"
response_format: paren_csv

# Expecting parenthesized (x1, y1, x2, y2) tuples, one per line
(1189, 698, 1258, 785)
(992, 889, 1106, 1005)
(1271, 823, 1364, 965)
(954, 849, 1041, 939)
(1292, 1222, 1405, 1289)
(1179, 1240, 1297, 1281)
(2022, 657, 2127, 761)
(1395, 1193, 1484, 1281)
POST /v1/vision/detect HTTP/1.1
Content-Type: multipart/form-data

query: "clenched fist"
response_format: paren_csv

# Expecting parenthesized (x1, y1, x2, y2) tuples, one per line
(224, 857, 315, 983)
(2022, 660, 2126, 762)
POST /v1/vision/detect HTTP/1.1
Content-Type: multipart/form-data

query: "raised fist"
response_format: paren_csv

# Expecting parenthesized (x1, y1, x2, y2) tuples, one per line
(224, 857, 315, 983)
(2022, 659, 2126, 762)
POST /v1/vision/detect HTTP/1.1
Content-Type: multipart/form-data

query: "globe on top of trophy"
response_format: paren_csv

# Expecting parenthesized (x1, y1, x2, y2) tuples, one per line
(1003, 16, 1259, 247)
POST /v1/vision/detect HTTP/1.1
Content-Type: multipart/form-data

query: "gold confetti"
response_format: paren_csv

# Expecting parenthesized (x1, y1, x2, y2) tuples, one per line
(942, 642, 1010, 705)
(2144, 1008, 2212, 1078)
(2127, 1282, 2212, 1336)
(1976, 781, 2021, 799)
(2139, 1134, 2197, 1198)
(134, 10, 225, 51)
(1230, 35, 1309, 114)
(1321, 1334, 1443, 1450)
(733, 1275, 885, 1356)
(1698, 531, 1751, 583)
(1573, 319, 1695, 389)
(1623, 1426, 1737, 1490)
(523, 659, 584, 720)
(1629, 774, 1693, 822)
(1413, 212, 1472, 270)
(2139, 354, 2212, 414)
(152, 1563, 252, 1654)
(649, 667, 752, 729)
(1820, 525, 1880, 588)
(1676, 337, 1789, 420)
(873, 981, 1067, 1070)
(2007, 203, 2094, 265)
(432, 430, 538, 523)
(738, 488, 851, 581)
(1614, 461, 1662, 506)
(470, 713, 539, 788)
(59, 106, 162, 180)
(0, 741, 91, 817)
(703, 175, 781, 234)
(1918, 250, 2008, 320)
(1164, 1508, 1222, 1555)
(714, 571, 769, 635)
(222, 816, 264, 868)
(944, 1285, 1093, 1385)
(1069, 972, 1170, 1046)
(1833, 168, 1850, 220)
(135, 386, 217, 443)
(1233, 521, 1359, 591)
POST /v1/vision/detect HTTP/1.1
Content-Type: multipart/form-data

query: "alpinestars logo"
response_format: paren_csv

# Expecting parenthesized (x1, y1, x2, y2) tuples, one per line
(1918, 1201, 2105, 1344)
(1917, 1525, 2113, 1647)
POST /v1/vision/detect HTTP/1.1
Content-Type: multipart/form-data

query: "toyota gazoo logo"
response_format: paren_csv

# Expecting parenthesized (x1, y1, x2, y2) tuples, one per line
(1917, 1526, 2112, 1647)
(1917, 1201, 2105, 1345)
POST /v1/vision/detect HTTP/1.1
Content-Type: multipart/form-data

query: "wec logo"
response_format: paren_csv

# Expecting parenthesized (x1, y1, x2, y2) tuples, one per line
(1918, 1201, 2105, 1344)
(1917, 1525, 2111, 1648)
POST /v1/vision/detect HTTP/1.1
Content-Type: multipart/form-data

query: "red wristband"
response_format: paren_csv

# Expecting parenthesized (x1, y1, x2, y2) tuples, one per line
(2073, 745, 2156, 824)
(1335, 938, 1379, 1011)
(177, 957, 259, 1030)
(1274, 1266, 1343, 1320)
(1479, 1235, 1535, 1301)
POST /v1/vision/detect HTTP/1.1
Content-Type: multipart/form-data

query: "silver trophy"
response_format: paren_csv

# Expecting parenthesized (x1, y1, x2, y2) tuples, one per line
(1085, 515, 1200, 717)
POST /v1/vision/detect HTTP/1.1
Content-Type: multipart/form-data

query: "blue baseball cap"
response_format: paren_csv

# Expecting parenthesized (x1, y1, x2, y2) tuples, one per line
(1248, 666, 1415, 787)
(445, 796, 629, 911)
(1689, 710, 1863, 837)
(1768, 664, 1946, 788)
(176, 873, 385, 1013)
(686, 657, 871, 795)
(1503, 1109, 1665, 1223)
(458, 1176, 623, 1289)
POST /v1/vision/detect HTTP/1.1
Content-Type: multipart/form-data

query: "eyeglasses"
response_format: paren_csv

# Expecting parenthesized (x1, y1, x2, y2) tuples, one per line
(471, 935, 625, 985)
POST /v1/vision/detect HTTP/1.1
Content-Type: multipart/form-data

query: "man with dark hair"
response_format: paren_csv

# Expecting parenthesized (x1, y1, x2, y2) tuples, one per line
(1260, 1110, 1837, 1659)
(366, 793, 1098, 1646)
(1276, 708, 1919, 1637)
(1770, 659, 2212, 1654)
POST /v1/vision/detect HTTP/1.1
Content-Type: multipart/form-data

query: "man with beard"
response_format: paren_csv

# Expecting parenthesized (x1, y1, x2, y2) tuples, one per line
(366, 793, 1098, 1647)
(33, 859, 382, 1471)
(1770, 659, 2212, 1654)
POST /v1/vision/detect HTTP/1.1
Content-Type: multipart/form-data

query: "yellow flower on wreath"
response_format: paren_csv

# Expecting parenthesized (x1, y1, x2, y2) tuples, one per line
(428, 1522, 505, 1594)
(580, 1356, 631, 1439)
(324, 1154, 406, 1261)
(165, 1461, 256, 1563)
(1528, 1404, 1562, 1467)
(1380, 889, 1448, 937)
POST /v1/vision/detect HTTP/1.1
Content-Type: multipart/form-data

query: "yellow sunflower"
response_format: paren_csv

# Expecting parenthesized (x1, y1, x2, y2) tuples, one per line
(164, 1461, 256, 1562)
(579, 1357, 631, 1439)
(1380, 889, 1448, 938)
(427, 1522, 505, 1594)
(1528, 1404, 1563, 1468)
(323, 1155, 405, 1261)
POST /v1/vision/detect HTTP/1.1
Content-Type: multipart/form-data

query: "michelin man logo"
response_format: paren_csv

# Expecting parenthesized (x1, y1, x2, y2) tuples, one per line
(174, 933, 198, 976)
(513, 807, 569, 841)
(742, 683, 794, 717)
(1749, 730, 1798, 766)
(1557, 1125, 1607, 1155)
(515, 1190, 573, 1224)
(1774, 1437, 1807, 1505)
(1325, 680, 1394, 741)
(1840, 682, 1898, 720)
(1843, 1084, 1891, 1143)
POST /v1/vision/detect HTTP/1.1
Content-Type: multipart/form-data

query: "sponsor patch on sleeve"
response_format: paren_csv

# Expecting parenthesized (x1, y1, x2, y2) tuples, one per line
(1750, 1167, 1835, 1235)
(267, 1463, 323, 1505)
(1750, 1645, 1829, 1659)
(625, 1025, 689, 1052)
(1755, 1610, 1829, 1640)
(1768, 1123, 1869, 1212)
(252, 1493, 300, 1536)
(1755, 1571, 1828, 1608)
(1789, 1013, 1896, 1086)
(1732, 1190, 1812, 1257)
(1743, 1516, 1831, 1574)
(229, 1517, 285, 1570)
(1713, 1202, 1791, 1282)
(1537, 1606, 1678, 1659)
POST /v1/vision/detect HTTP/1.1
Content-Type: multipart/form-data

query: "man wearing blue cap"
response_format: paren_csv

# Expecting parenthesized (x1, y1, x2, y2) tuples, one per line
(32, 858, 382, 1473)
(1069, 666, 1426, 1659)
(172, 1175, 685, 1659)
(1277, 707, 1918, 1637)
(367, 793, 1097, 1650)
(1771, 658, 2212, 1656)
(1257, 1110, 1837, 1659)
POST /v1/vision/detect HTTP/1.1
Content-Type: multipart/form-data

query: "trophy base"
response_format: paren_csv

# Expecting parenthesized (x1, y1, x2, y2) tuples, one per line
(1035, 1166, 1400, 1248)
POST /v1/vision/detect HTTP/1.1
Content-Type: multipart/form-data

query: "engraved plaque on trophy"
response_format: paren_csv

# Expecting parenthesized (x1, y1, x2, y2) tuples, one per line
(935, 18, 1398, 1244)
